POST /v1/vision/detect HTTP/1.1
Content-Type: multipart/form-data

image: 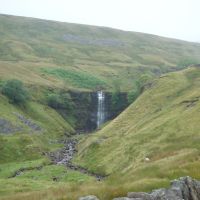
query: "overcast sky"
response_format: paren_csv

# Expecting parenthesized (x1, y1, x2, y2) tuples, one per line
(0, 0, 200, 42)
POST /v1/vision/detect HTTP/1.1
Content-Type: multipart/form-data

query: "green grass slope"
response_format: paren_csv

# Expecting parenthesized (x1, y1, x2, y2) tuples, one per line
(0, 93, 87, 199)
(74, 66, 200, 191)
(0, 93, 74, 163)
(1, 14, 200, 91)
(5, 66, 200, 200)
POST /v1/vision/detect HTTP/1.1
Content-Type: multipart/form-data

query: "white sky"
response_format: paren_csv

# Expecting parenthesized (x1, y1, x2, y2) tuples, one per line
(0, 0, 200, 42)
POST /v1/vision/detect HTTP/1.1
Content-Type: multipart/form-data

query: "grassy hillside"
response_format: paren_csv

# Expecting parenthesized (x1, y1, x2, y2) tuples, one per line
(0, 93, 88, 199)
(1, 14, 200, 91)
(2, 66, 200, 200)
(0, 92, 74, 162)
(1, 14, 200, 200)
(73, 66, 200, 197)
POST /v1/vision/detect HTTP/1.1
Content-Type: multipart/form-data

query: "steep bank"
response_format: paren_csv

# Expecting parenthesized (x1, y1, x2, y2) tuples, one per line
(0, 94, 74, 163)
(74, 66, 200, 187)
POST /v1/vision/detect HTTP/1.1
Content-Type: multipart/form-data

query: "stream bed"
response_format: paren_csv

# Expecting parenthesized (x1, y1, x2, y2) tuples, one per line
(48, 139, 107, 181)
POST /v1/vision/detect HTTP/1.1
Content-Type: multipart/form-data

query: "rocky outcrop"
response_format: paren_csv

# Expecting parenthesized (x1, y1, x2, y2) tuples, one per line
(13, 112, 42, 132)
(0, 118, 22, 134)
(58, 91, 128, 132)
(113, 177, 200, 200)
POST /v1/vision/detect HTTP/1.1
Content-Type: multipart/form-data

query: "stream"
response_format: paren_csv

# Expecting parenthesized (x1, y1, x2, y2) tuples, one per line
(48, 139, 107, 181)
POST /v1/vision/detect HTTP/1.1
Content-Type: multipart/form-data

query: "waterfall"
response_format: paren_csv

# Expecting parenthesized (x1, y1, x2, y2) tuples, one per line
(97, 91, 105, 128)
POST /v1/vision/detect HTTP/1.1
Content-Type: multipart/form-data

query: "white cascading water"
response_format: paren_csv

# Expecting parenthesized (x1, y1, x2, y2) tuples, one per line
(97, 91, 105, 128)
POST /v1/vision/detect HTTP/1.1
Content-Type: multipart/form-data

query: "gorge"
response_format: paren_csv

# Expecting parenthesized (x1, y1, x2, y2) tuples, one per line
(1, 14, 200, 200)
(64, 90, 128, 132)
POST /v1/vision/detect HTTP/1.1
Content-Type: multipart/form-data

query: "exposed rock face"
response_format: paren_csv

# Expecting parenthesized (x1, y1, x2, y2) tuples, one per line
(68, 91, 128, 132)
(78, 195, 100, 200)
(0, 113, 42, 134)
(13, 112, 42, 132)
(0, 118, 22, 134)
(113, 177, 200, 200)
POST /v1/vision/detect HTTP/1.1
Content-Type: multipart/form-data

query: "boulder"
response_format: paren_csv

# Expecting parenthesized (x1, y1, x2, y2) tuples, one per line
(113, 198, 133, 200)
(79, 195, 99, 200)
(127, 192, 152, 199)
(112, 176, 200, 200)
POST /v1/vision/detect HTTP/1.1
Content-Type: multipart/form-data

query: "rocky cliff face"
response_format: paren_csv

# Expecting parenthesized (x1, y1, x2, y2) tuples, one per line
(67, 91, 128, 132)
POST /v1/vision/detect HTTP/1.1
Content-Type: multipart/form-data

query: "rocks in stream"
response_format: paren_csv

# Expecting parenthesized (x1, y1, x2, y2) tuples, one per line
(113, 176, 200, 200)
(48, 139, 77, 165)
(48, 139, 106, 181)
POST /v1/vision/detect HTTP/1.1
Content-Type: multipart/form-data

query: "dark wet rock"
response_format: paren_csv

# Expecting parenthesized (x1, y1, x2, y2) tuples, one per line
(79, 195, 100, 200)
(113, 177, 200, 200)
(52, 176, 59, 182)
(13, 112, 42, 132)
(0, 118, 22, 134)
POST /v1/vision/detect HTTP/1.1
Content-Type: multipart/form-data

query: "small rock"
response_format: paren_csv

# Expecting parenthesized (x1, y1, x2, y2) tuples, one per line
(79, 195, 99, 200)
(144, 157, 150, 162)
(52, 176, 59, 182)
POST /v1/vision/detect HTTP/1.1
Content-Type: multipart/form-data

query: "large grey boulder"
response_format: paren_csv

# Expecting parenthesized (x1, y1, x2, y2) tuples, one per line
(113, 198, 134, 200)
(127, 192, 152, 199)
(79, 195, 99, 200)
(112, 176, 200, 200)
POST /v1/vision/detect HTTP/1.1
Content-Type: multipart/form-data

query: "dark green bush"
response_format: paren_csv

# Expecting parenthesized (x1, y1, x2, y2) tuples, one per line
(127, 80, 141, 104)
(60, 93, 74, 111)
(111, 88, 127, 114)
(47, 92, 74, 110)
(47, 94, 62, 109)
(127, 88, 140, 104)
(1, 79, 29, 105)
